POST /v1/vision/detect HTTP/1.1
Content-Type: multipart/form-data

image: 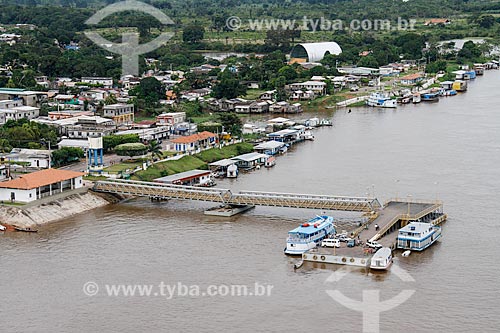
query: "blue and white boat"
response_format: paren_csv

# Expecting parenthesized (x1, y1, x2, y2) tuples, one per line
(397, 222, 442, 251)
(284, 216, 335, 255)
(366, 92, 397, 108)
(421, 92, 440, 102)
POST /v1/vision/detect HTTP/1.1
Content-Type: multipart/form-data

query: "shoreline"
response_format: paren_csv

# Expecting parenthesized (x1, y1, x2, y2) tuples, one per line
(0, 189, 120, 229)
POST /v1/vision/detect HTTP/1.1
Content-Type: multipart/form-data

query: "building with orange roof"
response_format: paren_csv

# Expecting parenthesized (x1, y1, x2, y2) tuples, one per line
(424, 19, 451, 26)
(171, 131, 217, 153)
(399, 73, 424, 85)
(0, 169, 84, 203)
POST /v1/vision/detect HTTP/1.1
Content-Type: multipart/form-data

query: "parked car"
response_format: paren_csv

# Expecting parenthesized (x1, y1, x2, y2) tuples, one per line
(338, 235, 352, 242)
(365, 240, 383, 249)
(350, 85, 359, 92)
(347, 239, 356, 247)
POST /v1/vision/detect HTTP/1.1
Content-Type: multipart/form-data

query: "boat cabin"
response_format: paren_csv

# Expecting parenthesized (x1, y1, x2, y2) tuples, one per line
(397, 222, 442, 251)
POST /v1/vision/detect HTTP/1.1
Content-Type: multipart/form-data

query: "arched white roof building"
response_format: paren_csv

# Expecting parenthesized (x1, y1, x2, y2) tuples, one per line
(290, 42, 342, 63)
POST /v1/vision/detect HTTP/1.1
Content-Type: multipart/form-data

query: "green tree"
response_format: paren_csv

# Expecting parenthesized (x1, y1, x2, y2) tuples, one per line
(148, 140, 163, 162)
(115, 143, 148, 159)
(52, 147, 84, 167)
(213, 72, 247, 99)
(183, 23, 205, 43)
(218, 113, 242, 137)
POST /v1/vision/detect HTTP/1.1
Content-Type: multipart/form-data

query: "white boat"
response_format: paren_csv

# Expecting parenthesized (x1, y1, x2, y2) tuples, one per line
(264, 156, 276, 168)
(303, 131, 314, 141)
(319, 119, 333, 126)
(397, 222, 442, 251)
(284, 216, 336, 255)
(366, 92, 397, 108)
(402, 250, 411, 257)
(227, 164, 238, 178)
(412, 93, 421, 104)
(370, 247, 393, 270)
(0, 225, 6, 231)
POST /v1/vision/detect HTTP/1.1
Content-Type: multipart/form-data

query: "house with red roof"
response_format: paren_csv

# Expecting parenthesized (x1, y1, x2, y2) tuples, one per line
(171, 131, 218, 153)
(0, 169, 84, 203)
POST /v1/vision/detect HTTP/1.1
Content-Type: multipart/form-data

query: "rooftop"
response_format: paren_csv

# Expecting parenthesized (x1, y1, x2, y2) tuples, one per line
(154, 169, 211, 183)
(0, 169, 84, 190)
(171, 131, 217, 144)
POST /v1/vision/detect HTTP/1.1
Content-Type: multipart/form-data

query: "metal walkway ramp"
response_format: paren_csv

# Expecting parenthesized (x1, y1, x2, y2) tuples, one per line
(93, 179, 381, 212)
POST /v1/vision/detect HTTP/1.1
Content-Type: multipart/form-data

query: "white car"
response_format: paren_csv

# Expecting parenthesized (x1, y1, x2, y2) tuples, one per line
(366, 240, 383, 249)
(321, 238, 340, 248)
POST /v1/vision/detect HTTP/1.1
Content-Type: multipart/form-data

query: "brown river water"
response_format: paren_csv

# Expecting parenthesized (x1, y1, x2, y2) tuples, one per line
(1, 72, 500, 332)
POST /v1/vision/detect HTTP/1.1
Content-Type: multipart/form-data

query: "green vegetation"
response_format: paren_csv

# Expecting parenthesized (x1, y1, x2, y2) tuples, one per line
(0, 119, 57, 149)
(104, 160, 144, 174)
(103, 134, 140, 153)
(196, 142, 253, 163)
(51, 147, 84, 167)
(114, 143, 148, 158)
(133, 142, 253, 181)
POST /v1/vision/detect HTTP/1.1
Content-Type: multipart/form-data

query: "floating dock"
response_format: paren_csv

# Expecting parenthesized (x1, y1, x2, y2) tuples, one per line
(303, 199, 447, 267)
(204, 205, 255, 217)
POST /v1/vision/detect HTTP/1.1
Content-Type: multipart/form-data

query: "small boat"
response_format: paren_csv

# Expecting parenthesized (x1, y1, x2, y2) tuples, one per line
(0, 224, 6, 231)
(421, 92, 439, 102)
(226, 164, 238, 178)
(302, 131, 314, 141)
(265, 156, 276, 168)
(284, 216, 336, 255)
(402, 250, 411, 257)
(366, 92, 397, 108)
(14, 226, 38, 233)
(319, 119, 333, 126)
(412, 93, 421, 104)
(397, 222, 442, 251)
(370, 247, 393, 270)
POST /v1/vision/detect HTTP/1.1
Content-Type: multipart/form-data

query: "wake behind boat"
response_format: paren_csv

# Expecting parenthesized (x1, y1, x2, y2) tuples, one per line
(284, 216, 335, 255)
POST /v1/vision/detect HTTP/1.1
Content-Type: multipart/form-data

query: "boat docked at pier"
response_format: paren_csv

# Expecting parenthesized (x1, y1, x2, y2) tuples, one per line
(397, 222, 442, 251)
(366, 92, 397, 108)
(284, 216, 335, 255)
(370, 247, 393, 270)
(421, 92, 440, 102)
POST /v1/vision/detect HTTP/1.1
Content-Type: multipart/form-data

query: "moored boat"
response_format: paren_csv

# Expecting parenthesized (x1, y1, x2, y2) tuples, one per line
(421, 92, 439, 102)
(284, 216, 335, 255)
(397, 222, 442, 251)
(412, 93, 421, 104)
(367, 92, 397, 108)
(0, 224, 6, 231)
(265, 156, 276, 168)
(370, 247, 393, 270)
(14, 226, 38, 233)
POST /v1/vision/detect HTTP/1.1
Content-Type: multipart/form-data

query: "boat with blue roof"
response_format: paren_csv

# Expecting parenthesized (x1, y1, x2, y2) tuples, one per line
(284, 216, 335, 255)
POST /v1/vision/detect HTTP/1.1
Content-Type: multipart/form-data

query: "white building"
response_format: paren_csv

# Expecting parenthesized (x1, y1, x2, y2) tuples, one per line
(288, 81, 327, 95)
(81, 77, 114, 88)
(0, 169, 84, 203)
(4, 148, 51, 169)
(0, 106, 40, 124)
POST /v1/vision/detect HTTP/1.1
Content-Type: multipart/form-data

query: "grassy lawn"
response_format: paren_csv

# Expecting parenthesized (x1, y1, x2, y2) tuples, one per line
(104, 161, 144, 174)
(132, 143, 254, 181)
(84, 175, 108, 182)
(301, 94, 347, 112)
(242, 89, 266, 100)
(195, 142, 253, 163)
(133, 155, 207, 181)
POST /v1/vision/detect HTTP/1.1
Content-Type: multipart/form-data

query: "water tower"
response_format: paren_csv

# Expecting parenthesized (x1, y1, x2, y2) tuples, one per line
(87, 137, 104, 173)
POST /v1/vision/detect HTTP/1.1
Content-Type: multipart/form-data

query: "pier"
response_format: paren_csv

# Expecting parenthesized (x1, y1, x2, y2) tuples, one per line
(303, 199, 447, 267)
(92, 179, 382, 213)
